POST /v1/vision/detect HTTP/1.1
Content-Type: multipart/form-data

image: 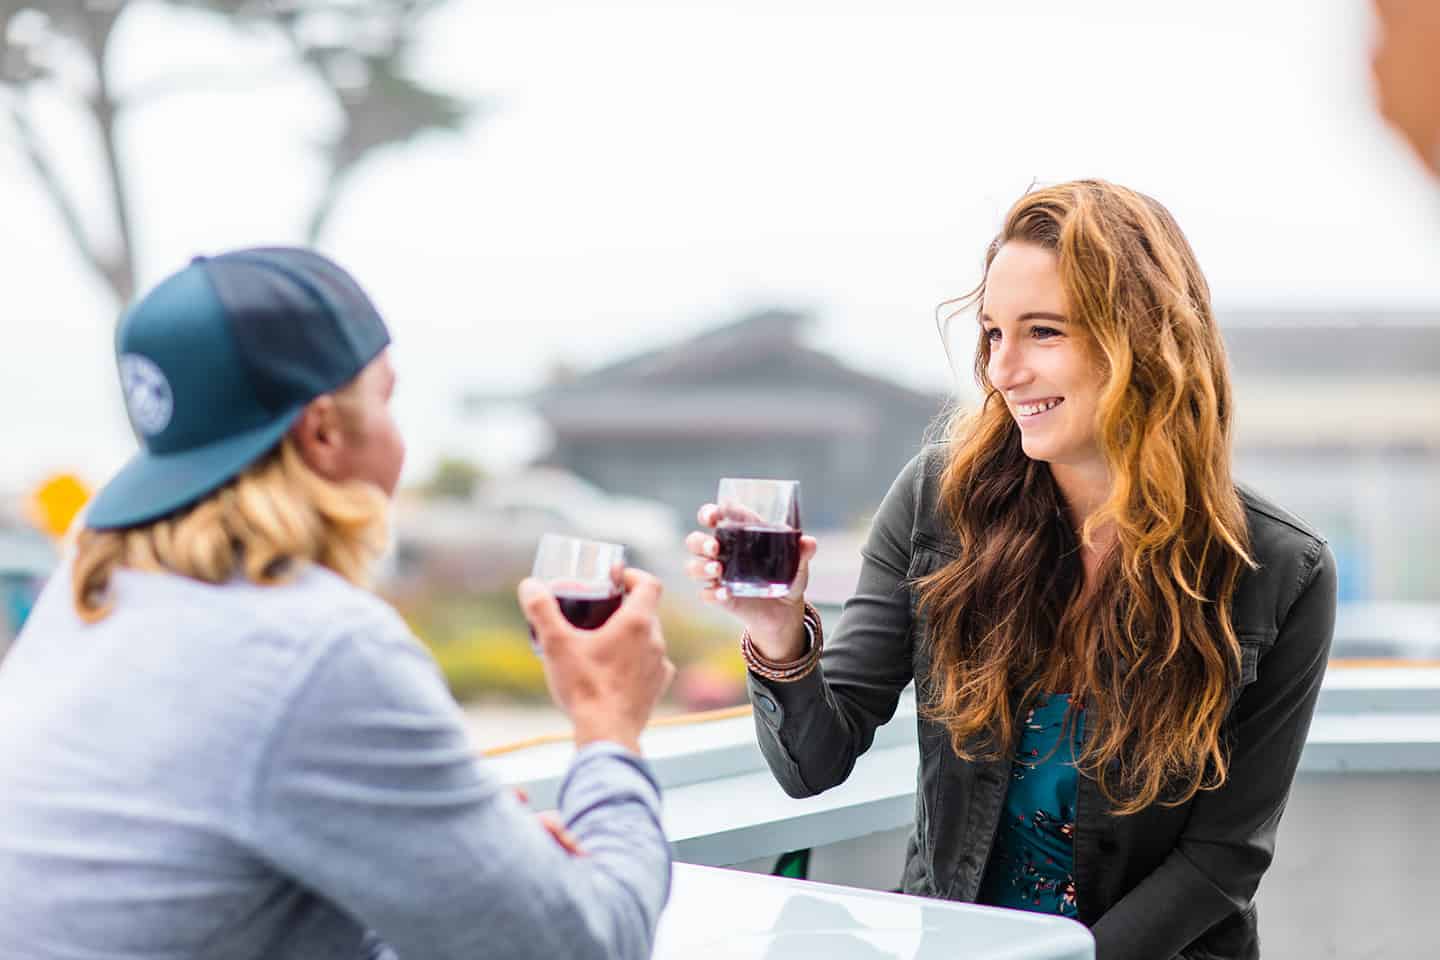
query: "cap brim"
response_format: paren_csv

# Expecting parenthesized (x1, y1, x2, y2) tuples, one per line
(85, 408, 304, 530)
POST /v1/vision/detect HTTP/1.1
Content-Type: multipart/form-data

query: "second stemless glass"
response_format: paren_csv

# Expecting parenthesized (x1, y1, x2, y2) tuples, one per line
(531, 534, 626, 638)
(715, 478, 802, 599)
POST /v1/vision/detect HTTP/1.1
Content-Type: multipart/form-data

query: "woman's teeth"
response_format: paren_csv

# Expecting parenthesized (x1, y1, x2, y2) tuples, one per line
(1017, 398, 1063, 416)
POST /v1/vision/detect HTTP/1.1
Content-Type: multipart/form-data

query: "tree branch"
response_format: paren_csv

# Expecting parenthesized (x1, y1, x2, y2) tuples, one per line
(117, 59, 303, 110)
(77, 3, 134, 303)
(304, 164, 348, 245)
(7, 97, 126, 301)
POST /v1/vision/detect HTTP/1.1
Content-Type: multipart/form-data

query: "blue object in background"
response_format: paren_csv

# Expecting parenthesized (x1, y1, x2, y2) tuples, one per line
(3, 571, 42, 636)
(1, 528, 58, 647)
(1331, 537, 1371, 606)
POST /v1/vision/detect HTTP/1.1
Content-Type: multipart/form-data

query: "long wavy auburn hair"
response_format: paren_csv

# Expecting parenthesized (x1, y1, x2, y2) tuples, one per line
(917, 180, 1255, 815)
(72, 412, 389, 623)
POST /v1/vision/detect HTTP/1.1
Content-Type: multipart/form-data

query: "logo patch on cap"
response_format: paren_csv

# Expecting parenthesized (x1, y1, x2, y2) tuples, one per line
(119, 353, 174, 436)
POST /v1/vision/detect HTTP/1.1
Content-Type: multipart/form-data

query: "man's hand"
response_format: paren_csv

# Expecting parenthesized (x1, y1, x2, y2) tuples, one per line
(514, 788, 585, 856)
(536, 810, 584, 856)
(1373, 0, 1440, 177)
(518, 568, 675, 754)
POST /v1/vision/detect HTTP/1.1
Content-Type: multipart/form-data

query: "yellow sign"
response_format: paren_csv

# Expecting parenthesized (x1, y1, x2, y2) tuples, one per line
(30, 473, 91, 540)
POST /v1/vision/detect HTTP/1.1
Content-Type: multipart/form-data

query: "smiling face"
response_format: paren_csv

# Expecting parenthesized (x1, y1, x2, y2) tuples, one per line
(979, 242, 1106, 472)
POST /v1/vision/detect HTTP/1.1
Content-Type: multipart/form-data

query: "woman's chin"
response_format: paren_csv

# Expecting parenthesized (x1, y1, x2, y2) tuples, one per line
(1018, 436, 1057, 463)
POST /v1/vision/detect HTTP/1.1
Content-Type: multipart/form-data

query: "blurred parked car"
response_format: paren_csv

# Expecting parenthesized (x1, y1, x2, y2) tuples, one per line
(479, 468, 680, 564)
(387, 468, 680, 593)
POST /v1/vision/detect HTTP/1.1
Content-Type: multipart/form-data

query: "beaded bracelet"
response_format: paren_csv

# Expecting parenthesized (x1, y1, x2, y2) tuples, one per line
(741, 601, 824, 683)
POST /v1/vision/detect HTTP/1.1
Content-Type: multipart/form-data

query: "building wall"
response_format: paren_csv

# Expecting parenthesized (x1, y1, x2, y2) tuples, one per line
(1235, 448, 1440, 603)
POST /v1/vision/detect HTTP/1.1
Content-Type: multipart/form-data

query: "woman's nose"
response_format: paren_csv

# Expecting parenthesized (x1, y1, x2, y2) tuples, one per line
(988, 342, 1030, 390)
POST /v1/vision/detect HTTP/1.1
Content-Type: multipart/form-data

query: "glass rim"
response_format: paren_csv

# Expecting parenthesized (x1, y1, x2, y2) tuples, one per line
(534, 532, 627, 553)
(717, 477, 799, 487)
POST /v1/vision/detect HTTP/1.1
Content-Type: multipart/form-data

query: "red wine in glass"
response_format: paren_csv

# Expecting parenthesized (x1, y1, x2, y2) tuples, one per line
(555, 589, 623, 629)
(529, 535, 626, 652)
(716, 525, 802, 598)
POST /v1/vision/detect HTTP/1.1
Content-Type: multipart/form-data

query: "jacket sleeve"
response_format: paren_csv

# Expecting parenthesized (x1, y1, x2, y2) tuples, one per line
(1091, 541, 1338, 960)
(748, 452, 922, 797)
(244, 626, 670, 960)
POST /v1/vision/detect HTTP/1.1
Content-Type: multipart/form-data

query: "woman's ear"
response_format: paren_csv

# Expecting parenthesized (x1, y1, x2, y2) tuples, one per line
(288, 395, 346, 483)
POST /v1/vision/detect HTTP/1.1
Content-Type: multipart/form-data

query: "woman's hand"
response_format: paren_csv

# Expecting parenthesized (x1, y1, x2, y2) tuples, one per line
(683, 502, 818, 662)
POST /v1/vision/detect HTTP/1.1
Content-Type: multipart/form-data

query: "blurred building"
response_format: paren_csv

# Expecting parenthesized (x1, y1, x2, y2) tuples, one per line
(1222, 310, 1440, 605)
(462, 307, 1437, 609)
(517, 310, 946, 530)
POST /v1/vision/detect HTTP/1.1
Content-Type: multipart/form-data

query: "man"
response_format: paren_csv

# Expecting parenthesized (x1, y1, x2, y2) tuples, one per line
(0, 248, 674, 959)
(1373, 0, 1440, 178)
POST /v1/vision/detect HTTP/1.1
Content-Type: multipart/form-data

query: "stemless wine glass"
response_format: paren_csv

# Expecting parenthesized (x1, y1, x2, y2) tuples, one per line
(715, 478, 802, 599)
(529, 535, 626, 650)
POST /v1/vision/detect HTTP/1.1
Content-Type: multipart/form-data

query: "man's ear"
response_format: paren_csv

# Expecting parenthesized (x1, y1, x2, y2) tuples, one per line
(289, 395, 347, 483)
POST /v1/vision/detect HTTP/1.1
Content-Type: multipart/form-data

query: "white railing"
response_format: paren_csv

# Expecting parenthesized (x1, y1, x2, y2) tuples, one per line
(488, 667, 1440, 868)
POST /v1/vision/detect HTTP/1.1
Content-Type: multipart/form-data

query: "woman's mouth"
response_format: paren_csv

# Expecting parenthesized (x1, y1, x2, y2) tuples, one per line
(1015, 397, 1063, 419)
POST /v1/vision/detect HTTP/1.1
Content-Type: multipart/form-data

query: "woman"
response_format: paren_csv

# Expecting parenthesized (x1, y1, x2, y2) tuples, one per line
(685, 180, 1336, 960)
(0, 248, 675, 960)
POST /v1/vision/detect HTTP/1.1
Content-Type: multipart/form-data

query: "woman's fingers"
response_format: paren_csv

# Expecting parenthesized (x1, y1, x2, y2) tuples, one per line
(684, 529, 719, 559)
(684, 555, 723, 584)
(715, 498, 765, 526)
(697, 583, 734, 608)
(699, 500, 765, 527)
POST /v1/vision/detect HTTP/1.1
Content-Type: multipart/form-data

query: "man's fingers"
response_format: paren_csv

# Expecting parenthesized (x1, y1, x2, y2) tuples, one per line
(537, 811, 584, 857)
(696, 503, 719, 528)
(619, 567, 663, 611)
(517, 578, 567, 639)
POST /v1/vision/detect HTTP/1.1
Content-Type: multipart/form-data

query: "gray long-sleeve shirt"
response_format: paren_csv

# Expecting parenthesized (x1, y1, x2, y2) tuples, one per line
(0, 565, 671, 959)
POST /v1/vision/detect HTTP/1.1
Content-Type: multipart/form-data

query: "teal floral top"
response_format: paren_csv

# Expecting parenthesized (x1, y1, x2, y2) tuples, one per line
(975, 693, 1085, 918)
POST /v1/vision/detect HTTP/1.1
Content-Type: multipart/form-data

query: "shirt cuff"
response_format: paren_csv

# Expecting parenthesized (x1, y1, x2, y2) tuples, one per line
(558, 741, 664, 822)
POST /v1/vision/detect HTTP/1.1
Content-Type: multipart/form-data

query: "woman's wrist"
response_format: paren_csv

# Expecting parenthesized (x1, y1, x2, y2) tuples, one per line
(745, 608, 809, 662)
(743, 603, 824, 683)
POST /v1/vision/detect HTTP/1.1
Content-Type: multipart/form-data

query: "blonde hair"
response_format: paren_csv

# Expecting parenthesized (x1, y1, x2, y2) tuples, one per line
(72, 430, 389, 623)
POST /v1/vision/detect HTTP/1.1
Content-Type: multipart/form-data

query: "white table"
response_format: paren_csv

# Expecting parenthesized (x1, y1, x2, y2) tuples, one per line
(654, 863, 1095, 959)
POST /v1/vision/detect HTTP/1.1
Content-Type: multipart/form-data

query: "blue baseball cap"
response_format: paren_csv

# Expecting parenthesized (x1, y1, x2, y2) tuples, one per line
(86, 247, 391, 530)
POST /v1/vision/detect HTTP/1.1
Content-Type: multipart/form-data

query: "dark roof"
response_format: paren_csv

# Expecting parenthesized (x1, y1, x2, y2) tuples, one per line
(580, 309, 811, 383)
(535, 309, 944, 409)
(535, 389, 887, 437)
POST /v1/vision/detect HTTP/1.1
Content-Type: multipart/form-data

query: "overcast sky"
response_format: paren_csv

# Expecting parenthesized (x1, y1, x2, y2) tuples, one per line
(2, 0, 1436, 495)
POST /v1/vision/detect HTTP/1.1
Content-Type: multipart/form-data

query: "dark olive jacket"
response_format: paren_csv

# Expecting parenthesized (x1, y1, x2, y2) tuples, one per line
(748, 445, 1337, 960)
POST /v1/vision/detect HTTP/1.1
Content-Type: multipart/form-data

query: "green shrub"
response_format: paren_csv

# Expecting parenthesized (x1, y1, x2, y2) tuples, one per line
(399, 584, 747, 704)
(424, 627, 548, 702)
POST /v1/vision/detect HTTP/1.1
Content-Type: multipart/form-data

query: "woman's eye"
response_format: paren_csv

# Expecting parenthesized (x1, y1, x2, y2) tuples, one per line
(983, 328, 1001, 343)
(1030, 326, 1061, 340)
